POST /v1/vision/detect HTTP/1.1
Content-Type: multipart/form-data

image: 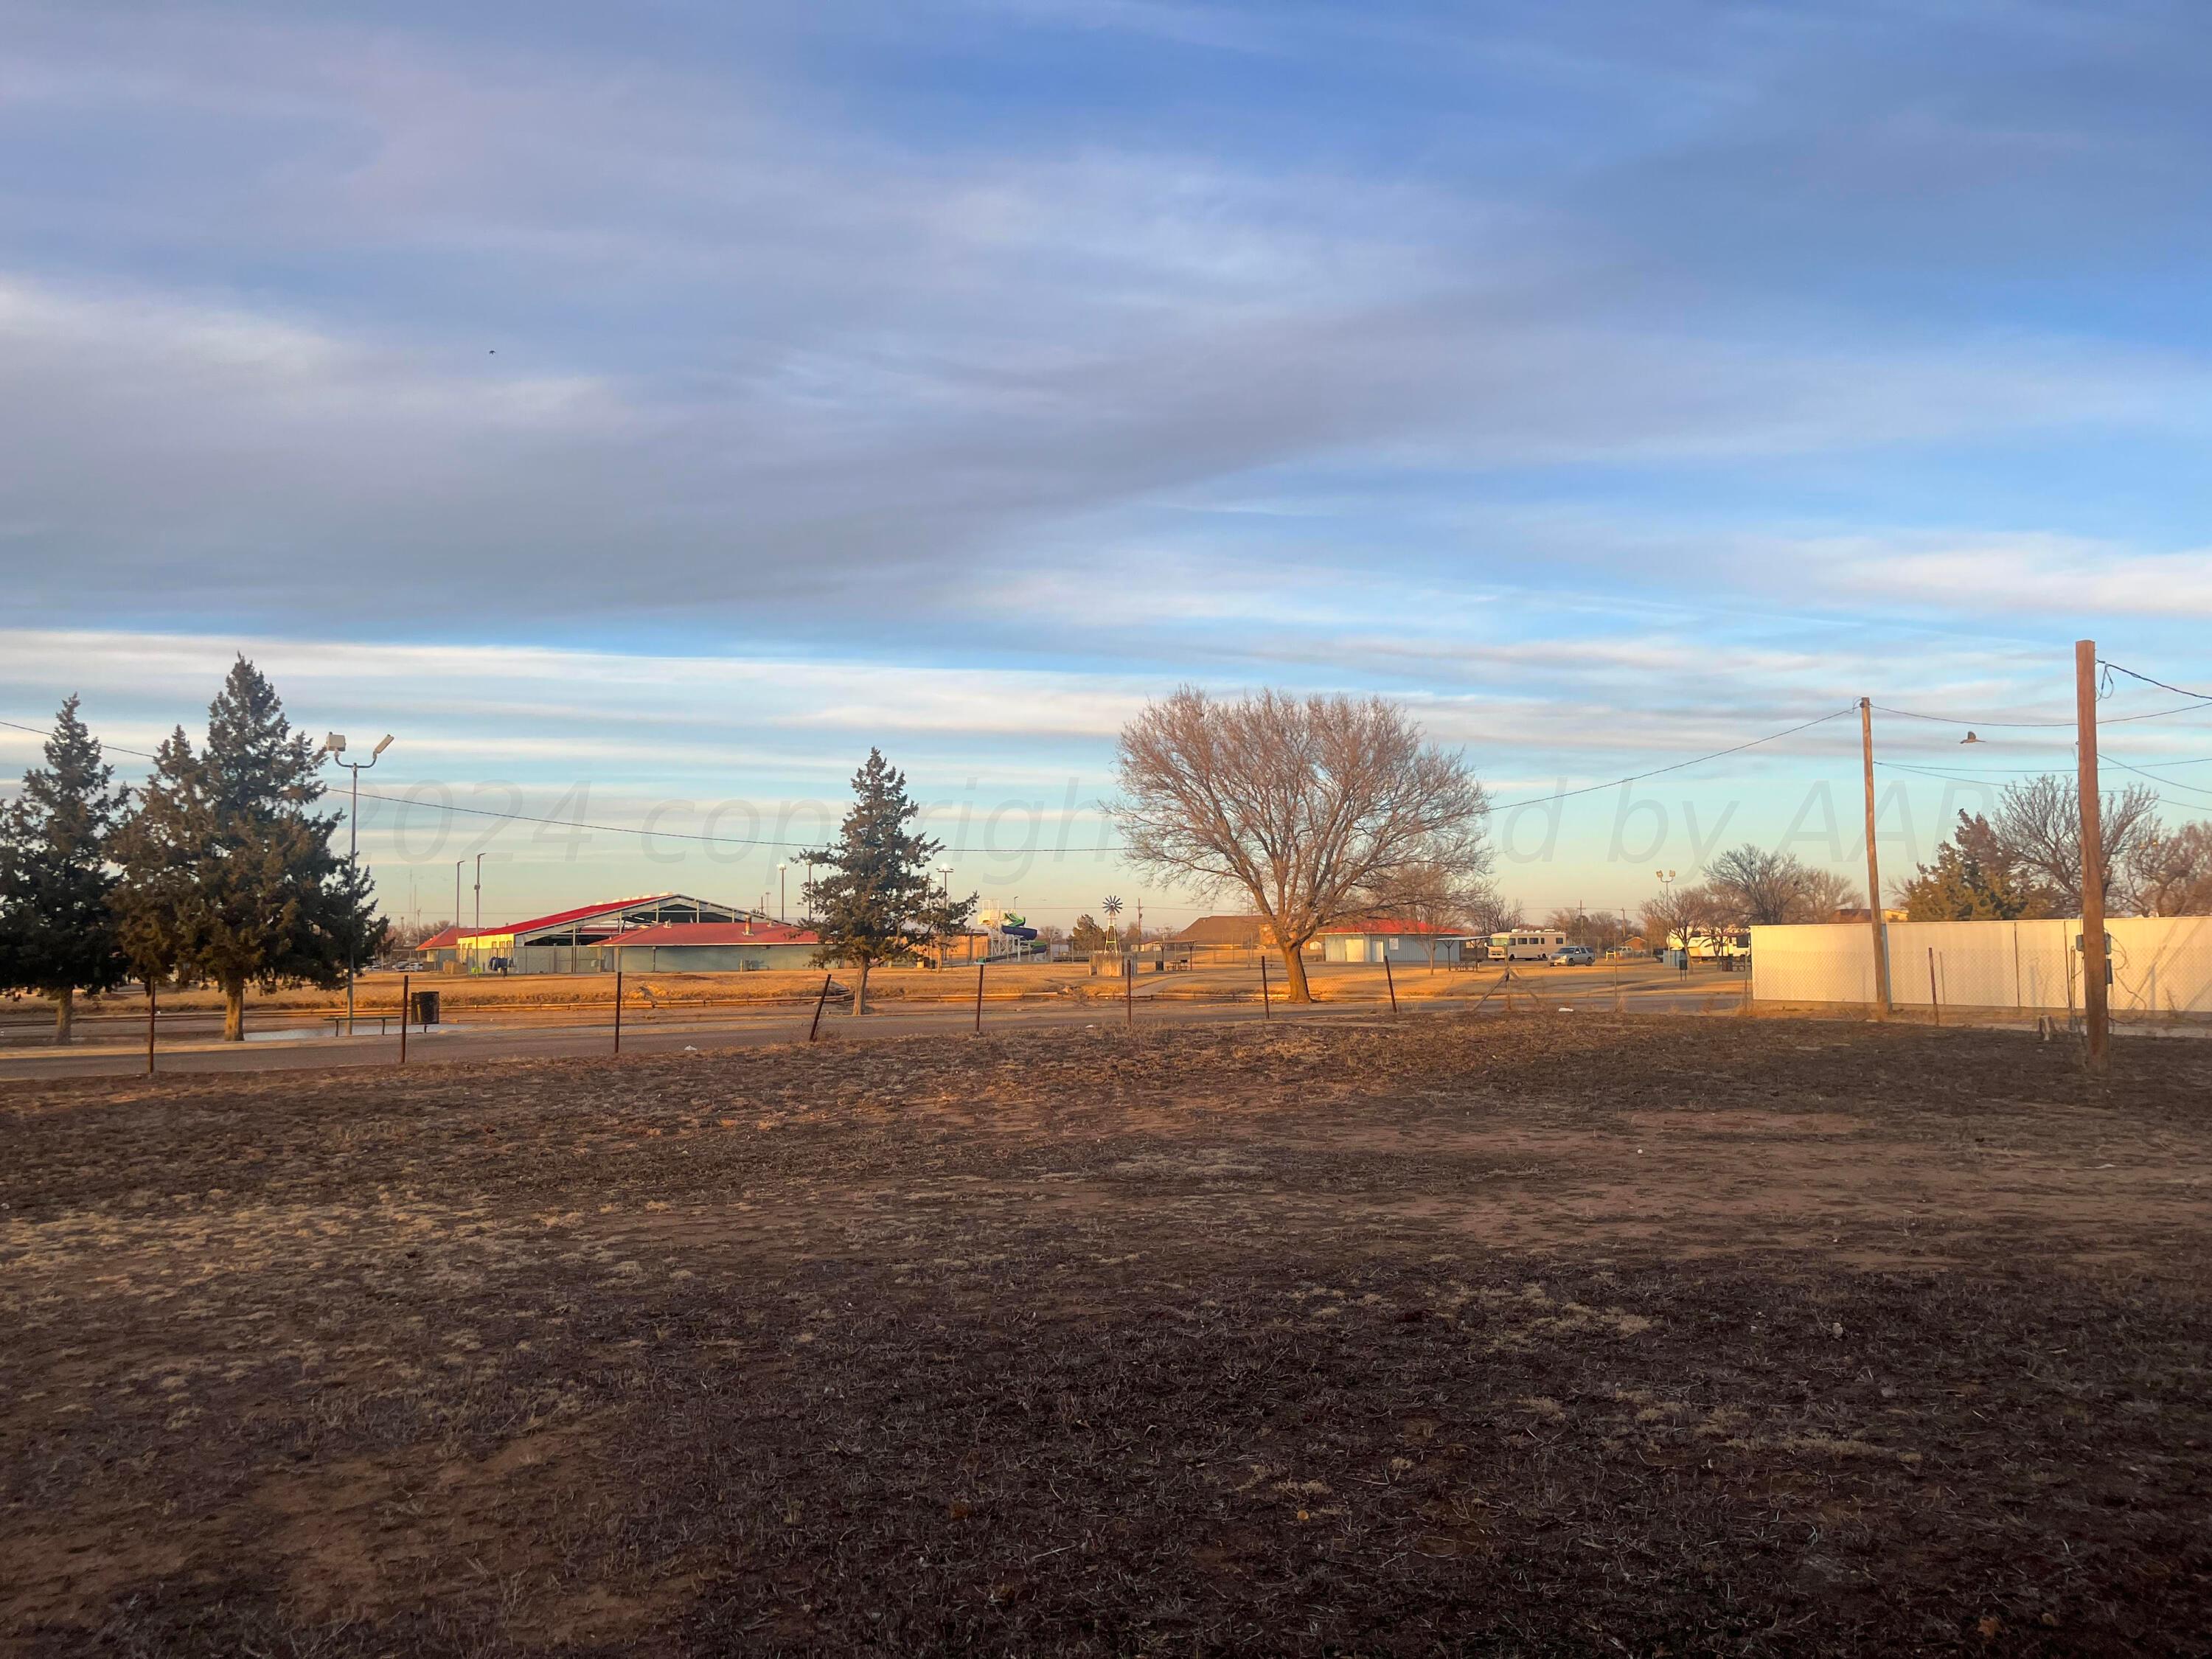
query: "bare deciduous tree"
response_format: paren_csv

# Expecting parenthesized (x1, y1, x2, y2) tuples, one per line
(1640, 883, 1719, 959)
(1705, 844, 1813, 927)
(1113, 688, 1491, 1002)
(1991, 776, 2161, 914)
(2127, 821, 2212, 917)
(1464, 884, 1523, 942)
(1791, 867, 1861, 922)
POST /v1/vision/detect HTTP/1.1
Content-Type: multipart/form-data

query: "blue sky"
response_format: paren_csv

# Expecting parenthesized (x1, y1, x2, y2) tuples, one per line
(5, 0, 2212, 927)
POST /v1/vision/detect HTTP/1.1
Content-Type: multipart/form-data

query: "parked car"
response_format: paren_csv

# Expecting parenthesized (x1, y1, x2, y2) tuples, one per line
(1550, 944, 1596, 967)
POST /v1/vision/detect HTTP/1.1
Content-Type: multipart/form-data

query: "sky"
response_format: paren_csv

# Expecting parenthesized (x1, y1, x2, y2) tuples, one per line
(5, 0, 2212, 928)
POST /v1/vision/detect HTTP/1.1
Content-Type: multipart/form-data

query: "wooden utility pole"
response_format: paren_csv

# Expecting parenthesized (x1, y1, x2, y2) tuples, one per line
(1860, 698, 1891, 1018)
(2076, 639, 2111, 1071)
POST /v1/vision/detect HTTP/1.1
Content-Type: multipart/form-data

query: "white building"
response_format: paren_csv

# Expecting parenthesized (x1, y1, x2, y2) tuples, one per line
(1320, 921, 1471, 964)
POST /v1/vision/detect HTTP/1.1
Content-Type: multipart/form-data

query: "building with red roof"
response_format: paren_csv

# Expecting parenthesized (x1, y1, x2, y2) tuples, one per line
(1317, 917, 1475, 965)
(421, 893, 772, 974)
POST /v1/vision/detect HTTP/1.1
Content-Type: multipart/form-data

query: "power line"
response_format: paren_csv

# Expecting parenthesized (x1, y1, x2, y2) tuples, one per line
(1874, 760, 2024, 788)
(1485, 706, 1857, 811)
(1871, 698, 2212, 730)
(1871, 703, 2073, 729)
(1876, 759, 2042, 783)
(0, 717, 163, 762)
(7, 706, 1868, 849)
(2098, 660, 2212, 703)
(1879, 755, 2212, 822)
(2102, 754, 2212, 805)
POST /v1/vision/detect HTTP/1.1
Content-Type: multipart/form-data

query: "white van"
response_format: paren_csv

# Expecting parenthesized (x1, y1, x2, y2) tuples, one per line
(1489, 929, 1568, 962)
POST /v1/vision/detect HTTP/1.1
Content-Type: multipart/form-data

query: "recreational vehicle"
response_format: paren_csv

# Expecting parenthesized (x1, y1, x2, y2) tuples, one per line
(1489, 929, 1568, 962)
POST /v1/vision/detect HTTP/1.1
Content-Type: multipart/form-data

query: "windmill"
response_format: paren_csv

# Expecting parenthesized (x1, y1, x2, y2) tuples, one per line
(1102, 894, 1124, 948)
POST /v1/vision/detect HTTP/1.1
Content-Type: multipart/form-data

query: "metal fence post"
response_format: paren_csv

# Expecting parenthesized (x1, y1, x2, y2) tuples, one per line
(974, 960, 984, 1034)
(809, 972, 832, 1043)
(1383, 953, 1399, 1014)
(613, 967, 624, 1054)
(1260, 953, 1270, 1019)
(399, 973, 410, 1065)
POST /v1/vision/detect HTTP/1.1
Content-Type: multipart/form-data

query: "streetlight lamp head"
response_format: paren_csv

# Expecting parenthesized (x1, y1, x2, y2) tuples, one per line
(324, 733, 347, 755)
(372, 734, 394, 757)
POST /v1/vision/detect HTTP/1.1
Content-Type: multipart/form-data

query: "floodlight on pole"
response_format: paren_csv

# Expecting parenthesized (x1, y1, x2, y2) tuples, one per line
(323, 731, 393, 1035)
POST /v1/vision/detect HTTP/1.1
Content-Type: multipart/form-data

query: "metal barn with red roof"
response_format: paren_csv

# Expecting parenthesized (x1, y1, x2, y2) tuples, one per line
(423, 893, 772, 973)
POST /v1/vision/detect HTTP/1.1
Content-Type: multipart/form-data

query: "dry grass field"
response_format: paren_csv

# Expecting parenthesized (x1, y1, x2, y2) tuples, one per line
(4, 1015, 2209, 1655)
(0, 958, 1719, 1043)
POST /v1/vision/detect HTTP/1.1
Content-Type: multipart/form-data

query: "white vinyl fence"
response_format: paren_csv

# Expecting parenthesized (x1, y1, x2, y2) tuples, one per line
(1750, 918, 2212, 1018)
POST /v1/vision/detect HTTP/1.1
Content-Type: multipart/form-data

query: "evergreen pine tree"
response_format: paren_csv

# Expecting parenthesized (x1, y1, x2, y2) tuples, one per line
(801, 750, 976, 1015)
(1899, 822, 2044, 921)
(113, 658, 384, 1040)
(0, 697, 132, 1043)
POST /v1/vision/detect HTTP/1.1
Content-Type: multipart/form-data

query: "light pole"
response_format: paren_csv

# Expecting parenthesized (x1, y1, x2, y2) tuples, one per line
(777, 861, 789, 923)
(935, 863, 953, 966)
(322, 731, 394, 1034)
(473, 853, 483, 967)
(1655, 868, 1683, 970)
(453, 860, 465, 953)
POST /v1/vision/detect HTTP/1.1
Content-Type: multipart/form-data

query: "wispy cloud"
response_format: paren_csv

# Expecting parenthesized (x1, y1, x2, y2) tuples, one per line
(8, 0, 2212, 911)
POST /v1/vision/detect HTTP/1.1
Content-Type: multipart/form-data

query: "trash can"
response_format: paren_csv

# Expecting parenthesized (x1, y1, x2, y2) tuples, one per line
(411, 989, 441, 1026)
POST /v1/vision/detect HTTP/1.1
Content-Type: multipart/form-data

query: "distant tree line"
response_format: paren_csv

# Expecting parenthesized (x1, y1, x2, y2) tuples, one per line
(1896, 780, 2212, 920)
(0, 659, 383, 1043)
(1627, 846, 1863, 957)
(1616, 780, 2212, 959)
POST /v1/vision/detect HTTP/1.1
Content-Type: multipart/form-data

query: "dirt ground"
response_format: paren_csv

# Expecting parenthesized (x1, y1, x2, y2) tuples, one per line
(4, 1015, 2208, 1655)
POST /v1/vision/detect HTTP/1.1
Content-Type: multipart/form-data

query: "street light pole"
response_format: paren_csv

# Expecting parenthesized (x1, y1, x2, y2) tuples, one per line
(321, 732, 393, 1036)
(777, 860, 788, 923)
(936, 863, 953, 967)
(1655, 869, 1682, 972)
